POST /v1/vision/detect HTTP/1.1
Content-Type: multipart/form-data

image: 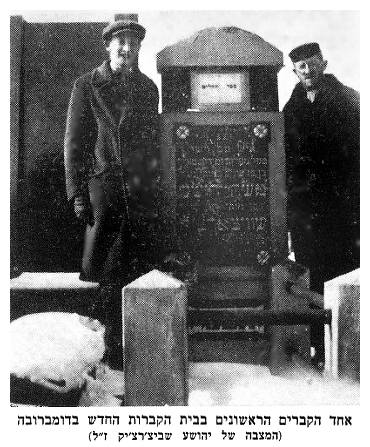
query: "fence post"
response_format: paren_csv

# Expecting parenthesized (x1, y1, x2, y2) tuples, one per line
(122, 270, 188, 405)
(324, 269, 360, 381)
(269, 261, 311, 374)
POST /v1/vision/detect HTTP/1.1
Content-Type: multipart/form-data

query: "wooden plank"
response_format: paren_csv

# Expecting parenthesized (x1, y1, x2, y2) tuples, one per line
(122, 270, 188, 406)
(10, 272, 99, 290)
(10, 272, 100, 321)
(188, 308, 331, 326)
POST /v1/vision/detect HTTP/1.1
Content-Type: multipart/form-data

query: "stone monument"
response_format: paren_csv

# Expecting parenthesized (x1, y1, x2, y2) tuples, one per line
(157, 27, 305, 366)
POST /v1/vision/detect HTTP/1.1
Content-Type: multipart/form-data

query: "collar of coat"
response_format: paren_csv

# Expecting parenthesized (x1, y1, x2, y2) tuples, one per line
(288, 74, 359, 107)
(90, 60, 140, 126)
(91, 60, 141, 89)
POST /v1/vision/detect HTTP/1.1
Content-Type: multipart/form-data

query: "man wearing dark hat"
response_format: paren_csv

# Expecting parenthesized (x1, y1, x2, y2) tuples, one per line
(64, 17, 160, 285)
(284, 42, 359, 291)
(283, 43, 359, 366)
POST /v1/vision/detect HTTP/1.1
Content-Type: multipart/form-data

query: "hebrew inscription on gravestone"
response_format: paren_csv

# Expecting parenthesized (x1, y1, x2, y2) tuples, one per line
(174, 122, 271, 266)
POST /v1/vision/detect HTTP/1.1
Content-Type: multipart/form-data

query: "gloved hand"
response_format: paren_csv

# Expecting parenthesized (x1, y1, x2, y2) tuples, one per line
(74, 195, 94, 225)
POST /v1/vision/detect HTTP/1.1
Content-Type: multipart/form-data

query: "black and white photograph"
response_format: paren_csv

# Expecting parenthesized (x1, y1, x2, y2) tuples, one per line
(5, 2, 366, 445)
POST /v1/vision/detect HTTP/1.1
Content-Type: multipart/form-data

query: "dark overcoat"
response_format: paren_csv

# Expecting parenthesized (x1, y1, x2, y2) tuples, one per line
(283, 74, 359, 291)
(64, 61, 160, 283)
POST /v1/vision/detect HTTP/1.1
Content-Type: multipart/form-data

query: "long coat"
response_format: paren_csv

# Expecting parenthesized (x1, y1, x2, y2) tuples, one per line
(283, 74, 360, 292)
(64, 61, 160, 283)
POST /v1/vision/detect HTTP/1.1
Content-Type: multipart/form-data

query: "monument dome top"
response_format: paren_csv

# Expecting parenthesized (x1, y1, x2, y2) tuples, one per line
(157, 26, 283, 71)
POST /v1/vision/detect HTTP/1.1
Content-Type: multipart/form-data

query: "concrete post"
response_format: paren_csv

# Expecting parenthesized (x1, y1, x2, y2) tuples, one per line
(122, 270, 188, 406)
(324, 269, 360, 381)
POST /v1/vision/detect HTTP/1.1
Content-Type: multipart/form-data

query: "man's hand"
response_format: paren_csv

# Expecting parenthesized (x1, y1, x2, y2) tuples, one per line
(74, 195, 94, 225)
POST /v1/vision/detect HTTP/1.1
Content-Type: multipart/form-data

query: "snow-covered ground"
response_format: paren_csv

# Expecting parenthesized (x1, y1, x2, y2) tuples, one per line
(188, 362, 359, 406)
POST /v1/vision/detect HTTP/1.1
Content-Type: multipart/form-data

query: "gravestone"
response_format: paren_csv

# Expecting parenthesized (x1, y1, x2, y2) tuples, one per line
(157, 27, 292, 364)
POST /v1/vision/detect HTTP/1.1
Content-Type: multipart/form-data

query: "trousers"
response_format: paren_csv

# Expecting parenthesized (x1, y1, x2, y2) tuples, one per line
(81, 172, 161, 285)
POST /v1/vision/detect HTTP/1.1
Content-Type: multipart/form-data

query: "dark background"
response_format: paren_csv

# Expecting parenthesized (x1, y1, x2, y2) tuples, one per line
(11, 19, 108, 274)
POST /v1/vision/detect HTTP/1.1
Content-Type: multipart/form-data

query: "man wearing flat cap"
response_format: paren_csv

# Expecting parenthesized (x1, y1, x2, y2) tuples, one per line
(64, 17, 160, 286)
(283, 43, 359, 365)
(284, 42, 359, 291)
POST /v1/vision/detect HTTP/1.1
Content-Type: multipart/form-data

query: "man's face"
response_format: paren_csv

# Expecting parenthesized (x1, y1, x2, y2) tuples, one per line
(106, 31, 141, 72)
(293, 54, 327, 91)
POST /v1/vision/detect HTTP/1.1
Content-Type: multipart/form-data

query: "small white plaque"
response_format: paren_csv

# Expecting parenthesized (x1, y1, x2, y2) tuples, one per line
(191, 72, 249, 109)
